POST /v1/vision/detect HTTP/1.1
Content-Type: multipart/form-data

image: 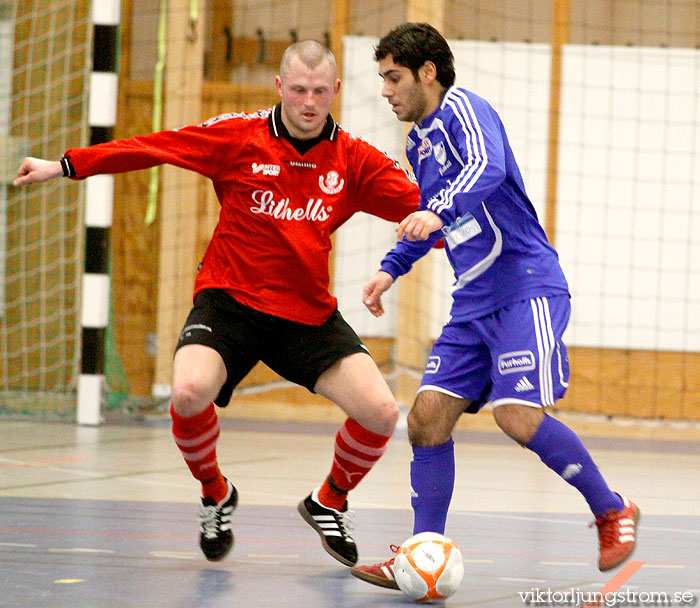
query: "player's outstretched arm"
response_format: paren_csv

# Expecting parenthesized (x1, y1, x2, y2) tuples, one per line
(363, 271, 394, 317)
(13, 157, 63, 187)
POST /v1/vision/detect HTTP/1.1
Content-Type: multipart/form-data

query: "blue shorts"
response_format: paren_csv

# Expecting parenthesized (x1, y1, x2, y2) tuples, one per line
(419, 295, 570, 412)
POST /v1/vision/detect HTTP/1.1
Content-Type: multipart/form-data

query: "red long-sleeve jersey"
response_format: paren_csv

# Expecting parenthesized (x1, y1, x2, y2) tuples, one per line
(63, 105, 419, 325)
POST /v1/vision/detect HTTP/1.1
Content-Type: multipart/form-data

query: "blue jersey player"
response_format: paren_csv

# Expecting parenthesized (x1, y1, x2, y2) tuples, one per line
(351, 23, 639, 588)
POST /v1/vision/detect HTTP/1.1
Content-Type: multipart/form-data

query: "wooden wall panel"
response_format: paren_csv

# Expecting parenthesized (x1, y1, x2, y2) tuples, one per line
(112, 81, 161, 397)
(152, 0, 207, 391)
(562, 347, 700, 420)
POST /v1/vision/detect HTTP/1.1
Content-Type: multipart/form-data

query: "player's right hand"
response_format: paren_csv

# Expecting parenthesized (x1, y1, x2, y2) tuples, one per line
(13, 157, 63, 187)
(397, 209, 443, 241)
(363, 271, 394, 317)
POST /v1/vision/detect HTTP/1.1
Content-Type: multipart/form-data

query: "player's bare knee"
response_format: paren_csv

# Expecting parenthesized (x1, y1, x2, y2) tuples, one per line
(493, 403, 543, 446)
(407, 407, 445, 446)
(171, 379, 212, 417)
(370, 397, 399, 436)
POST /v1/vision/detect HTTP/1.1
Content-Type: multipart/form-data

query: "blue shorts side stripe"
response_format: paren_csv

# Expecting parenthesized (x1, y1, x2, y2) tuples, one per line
(531, 298, 554, 405)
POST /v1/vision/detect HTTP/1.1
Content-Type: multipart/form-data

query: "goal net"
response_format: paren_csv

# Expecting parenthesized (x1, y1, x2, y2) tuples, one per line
(0, 1, 91, 417)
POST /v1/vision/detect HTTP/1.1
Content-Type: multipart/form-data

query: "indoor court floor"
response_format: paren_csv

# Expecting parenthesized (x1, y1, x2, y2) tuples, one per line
(1, 405, 699, 608)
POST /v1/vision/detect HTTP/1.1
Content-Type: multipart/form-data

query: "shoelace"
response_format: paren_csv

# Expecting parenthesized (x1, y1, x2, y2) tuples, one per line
(589, 510, 621, 548)
(200, 504, 222, 539)
(374, 544, 400, 567)
(338, 509, 356, 540)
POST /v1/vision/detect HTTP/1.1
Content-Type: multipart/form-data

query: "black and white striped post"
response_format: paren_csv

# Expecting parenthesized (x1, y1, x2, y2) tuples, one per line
(77, 0, 121, 426)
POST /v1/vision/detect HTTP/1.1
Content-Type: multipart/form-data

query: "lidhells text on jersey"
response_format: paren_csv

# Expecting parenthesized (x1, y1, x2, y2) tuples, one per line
(250, 189, 331, 221)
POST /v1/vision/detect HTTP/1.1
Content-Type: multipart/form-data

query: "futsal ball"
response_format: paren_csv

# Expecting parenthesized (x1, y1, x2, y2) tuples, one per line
(393, 532, 464, 602)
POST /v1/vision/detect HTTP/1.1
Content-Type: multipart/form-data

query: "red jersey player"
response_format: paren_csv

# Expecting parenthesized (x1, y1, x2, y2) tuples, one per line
(14, 40, 420, 566)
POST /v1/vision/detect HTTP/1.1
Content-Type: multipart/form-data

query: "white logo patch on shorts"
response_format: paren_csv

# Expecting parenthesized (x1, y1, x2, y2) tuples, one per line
(514, 376, 535, 392)
(498, 350, 535, 375)
(181, 323, 213, 339)
(425, 356, 441, 373)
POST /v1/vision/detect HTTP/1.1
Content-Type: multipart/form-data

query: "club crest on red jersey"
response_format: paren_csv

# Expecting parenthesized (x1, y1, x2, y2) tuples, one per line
(319, 170, 344, 195)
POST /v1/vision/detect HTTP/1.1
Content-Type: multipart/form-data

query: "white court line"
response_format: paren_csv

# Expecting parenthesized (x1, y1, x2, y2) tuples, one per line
(466, 512, 590, 526)
(638, 525, 700, 535)
(540, 561, 590, 566)
(463, 512, 700, 536)
(149, 551, 199, 560)
(0, 542, 37, 548)
(247, 553, 299, 559)
(105, 477, 195, 489)
(500, 577, 547, 583)
(0, 457, 107, 480)
(48, 548, 115, 554)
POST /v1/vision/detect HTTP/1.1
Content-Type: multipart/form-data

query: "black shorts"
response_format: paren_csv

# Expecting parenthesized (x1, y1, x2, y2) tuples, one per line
(175, 289, 369, 407)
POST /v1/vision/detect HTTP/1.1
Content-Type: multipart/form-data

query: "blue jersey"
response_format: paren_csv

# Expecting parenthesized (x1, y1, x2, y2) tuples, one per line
(379, 86, 569, 321)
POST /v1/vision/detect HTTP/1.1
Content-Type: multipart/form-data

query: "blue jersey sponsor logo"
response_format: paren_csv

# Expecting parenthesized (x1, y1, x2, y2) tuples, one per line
(418, 137, 433, 162)
(425, 356, 441, 373)
(497, 350, 535, 375)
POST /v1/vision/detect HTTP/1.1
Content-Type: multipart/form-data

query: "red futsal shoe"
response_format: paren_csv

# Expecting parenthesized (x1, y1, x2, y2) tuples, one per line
(350, 545, 401, 590)
(593, 493, 640, 571)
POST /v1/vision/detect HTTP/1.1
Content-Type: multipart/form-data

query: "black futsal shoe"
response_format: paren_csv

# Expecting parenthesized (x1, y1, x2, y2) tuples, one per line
(297, 488, 358, 566)
(199, 478, 238, 561)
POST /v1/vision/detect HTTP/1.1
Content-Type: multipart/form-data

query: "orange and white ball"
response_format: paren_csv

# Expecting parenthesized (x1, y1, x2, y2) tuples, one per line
(394, 532, 464, 602)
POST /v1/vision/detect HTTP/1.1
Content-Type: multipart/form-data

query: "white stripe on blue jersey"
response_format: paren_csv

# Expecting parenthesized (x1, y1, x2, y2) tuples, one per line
(431, 89, 489, 215)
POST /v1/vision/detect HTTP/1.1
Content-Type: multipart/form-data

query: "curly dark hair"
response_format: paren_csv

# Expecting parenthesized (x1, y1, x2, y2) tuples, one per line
(374, 23, 455, 88)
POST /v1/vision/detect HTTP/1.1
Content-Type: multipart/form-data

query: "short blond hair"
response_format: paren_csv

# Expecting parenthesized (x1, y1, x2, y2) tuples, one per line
(280, 40, 337, 78)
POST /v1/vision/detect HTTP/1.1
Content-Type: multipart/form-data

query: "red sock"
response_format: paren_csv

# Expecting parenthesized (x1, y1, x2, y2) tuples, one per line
(317, 418, 390, 510)
(170, 402, 228, 503)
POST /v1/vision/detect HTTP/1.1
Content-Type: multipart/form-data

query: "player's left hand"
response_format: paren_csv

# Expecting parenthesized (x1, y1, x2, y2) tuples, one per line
(13, 157, 63, 187)
(397, 210, 443, 241)
(363, 271, 394, 317)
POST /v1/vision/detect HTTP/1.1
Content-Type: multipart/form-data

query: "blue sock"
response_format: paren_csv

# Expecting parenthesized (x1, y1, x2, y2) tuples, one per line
(526, 414, 623, 516)
(410, 439, 455, 534)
